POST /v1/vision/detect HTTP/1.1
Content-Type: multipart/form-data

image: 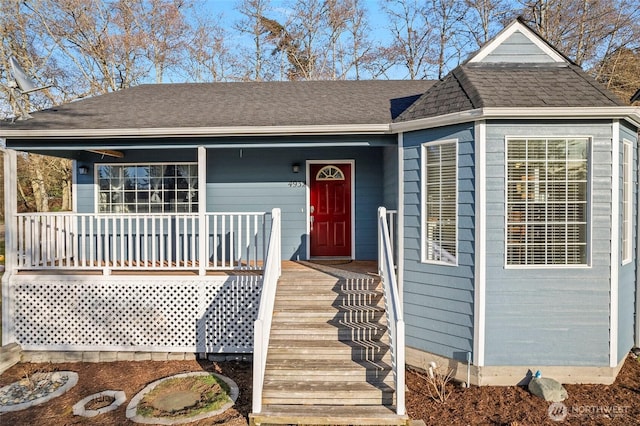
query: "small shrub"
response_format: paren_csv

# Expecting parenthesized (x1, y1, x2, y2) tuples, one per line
(420, 361, 455, 403)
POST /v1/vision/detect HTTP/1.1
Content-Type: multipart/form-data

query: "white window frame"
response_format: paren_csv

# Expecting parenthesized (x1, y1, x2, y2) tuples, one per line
(421, 139, 458, 266)
(504, 136, 591, 268)
(95, 162, 198, 214)
(622, 139, 633, 265)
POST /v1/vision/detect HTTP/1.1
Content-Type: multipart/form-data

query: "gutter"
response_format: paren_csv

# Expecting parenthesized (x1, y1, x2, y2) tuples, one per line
(0, 123, 392, 140)
(391, 107, 640, 133)
(2, 107, 639, 141)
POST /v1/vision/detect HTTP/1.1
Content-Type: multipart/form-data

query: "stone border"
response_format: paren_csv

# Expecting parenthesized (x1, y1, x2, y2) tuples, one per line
(73, 390, 127, 417)
(0, 371, 78, 413)
(126, 371, 239, 425)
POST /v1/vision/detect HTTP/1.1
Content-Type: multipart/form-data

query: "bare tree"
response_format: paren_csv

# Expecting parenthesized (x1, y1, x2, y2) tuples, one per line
(462, 0, 510, 48)
(381, 0, 436, 80)
(596, 47, 640, 104)
(182, 14, 235, 82)
(138, 0, 191, 83)
(519, 0, 640, 68)
(235, 0, 278, 81)
(429, 0, 467, 79)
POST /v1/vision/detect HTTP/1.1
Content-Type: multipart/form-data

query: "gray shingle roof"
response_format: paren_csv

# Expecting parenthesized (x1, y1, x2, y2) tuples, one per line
(395, 63, 626, 122)
(2, 80, 434, 131)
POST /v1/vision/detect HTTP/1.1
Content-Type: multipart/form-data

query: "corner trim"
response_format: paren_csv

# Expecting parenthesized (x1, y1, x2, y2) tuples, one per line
(473, 121, 486, 367)
(611, 120, 620, 367)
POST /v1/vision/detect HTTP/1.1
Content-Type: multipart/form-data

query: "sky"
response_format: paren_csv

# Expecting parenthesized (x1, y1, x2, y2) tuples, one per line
(196, 0, 409, 79)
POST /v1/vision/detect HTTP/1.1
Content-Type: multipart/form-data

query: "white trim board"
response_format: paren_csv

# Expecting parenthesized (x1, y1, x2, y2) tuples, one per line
(3, 108, 640, 142)
(610, 120, 620, 367)
(473, 121, 486, 367)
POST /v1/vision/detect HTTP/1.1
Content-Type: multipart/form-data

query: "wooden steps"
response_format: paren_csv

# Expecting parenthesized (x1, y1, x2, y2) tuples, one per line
(253, 266, 407, 425)
(250, 405, 408, 426)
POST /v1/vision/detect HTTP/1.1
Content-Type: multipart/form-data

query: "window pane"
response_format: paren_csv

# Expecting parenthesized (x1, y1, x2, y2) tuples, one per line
(423, 141, 457, 265)
(96, 163, 198, 214)
(506, 137, 589, 266)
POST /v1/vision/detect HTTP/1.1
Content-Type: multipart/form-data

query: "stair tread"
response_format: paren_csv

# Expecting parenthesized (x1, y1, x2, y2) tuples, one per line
(263, 380, 395, 391)
(252, 404, 406, 425)
(266, 357, 392, 368)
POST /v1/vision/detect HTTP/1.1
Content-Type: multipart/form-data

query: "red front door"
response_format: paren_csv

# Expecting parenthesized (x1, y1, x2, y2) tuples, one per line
(309, 163, 352, 257)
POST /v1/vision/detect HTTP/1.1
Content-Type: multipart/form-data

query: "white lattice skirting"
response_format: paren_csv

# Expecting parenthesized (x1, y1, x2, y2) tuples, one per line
(7, 275, 262, 353)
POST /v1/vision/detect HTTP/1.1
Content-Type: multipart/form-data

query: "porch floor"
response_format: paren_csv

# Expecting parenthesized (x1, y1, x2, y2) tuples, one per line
(13, 260, 379, 276)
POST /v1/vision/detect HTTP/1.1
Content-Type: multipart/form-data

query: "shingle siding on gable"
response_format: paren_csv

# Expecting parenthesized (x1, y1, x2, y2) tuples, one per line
(402, 124, 475, 361)
(618, 122, 638, 364)
(481, 30, 556, 63)
(484, 120, 613, 366)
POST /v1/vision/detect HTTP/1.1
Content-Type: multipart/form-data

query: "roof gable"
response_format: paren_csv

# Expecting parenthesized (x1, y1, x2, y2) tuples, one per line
(469, 19, 566, 64)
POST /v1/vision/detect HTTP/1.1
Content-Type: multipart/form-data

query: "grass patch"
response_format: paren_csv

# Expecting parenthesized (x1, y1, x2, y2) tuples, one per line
(136, 374, 232, 419)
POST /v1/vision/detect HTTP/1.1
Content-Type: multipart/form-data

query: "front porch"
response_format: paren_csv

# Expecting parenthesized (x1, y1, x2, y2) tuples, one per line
(1, 207, 406, 423)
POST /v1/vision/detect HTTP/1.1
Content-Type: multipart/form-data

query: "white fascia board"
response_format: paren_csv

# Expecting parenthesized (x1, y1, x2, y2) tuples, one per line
(0, 123, 392, 139)
(391, 107, 640, 133)
(480, 107, 640, 127)
(469, 20, 566, 64)
(391, 110, 485, 133)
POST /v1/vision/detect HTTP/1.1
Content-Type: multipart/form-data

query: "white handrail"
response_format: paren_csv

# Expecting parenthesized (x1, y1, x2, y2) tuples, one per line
(252, 208, 281, 414)
(378, 206, 405, 416)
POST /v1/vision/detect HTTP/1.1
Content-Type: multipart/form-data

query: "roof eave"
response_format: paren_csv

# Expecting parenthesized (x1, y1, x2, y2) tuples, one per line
(0, 123, 393, 140)
(391, 107, 640, 133)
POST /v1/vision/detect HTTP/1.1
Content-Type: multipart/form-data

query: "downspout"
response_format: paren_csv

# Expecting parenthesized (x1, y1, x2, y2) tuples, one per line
(636, 135, 640, 348)
(397, 132, 404, 305)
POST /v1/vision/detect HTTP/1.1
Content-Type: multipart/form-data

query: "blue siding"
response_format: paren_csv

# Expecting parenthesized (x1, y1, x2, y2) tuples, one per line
(402, 124, 475, 362)
(484, 120, 613, 366)
(482, 30, 556, 63)
(76, 144, 389, 261)
(383, 146, 398, 209)
(207, 146, 384, 260)
(618, 123, 638, 363)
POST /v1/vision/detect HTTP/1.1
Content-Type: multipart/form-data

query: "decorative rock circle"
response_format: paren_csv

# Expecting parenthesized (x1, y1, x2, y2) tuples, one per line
(73, 390, 127, 417)
(126, 371, 239, 425)
(0, 371, 78, 413)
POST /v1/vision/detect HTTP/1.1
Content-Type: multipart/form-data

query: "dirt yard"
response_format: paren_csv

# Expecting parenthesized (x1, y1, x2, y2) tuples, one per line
(0, 353, 639, 425)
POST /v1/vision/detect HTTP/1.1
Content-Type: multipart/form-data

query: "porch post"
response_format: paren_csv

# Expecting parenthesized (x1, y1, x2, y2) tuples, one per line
(2, 148, 17, 345)
(198, 146, 207, 276)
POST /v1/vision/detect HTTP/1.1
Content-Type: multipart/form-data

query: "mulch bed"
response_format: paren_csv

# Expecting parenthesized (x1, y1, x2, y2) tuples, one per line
(0, 360, 251, 425)
(406, 353, 640, 425)
(0, 354, 638, 425)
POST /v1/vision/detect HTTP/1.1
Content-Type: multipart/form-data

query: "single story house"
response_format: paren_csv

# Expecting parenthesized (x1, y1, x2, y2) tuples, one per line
(1, 18, 639, 421)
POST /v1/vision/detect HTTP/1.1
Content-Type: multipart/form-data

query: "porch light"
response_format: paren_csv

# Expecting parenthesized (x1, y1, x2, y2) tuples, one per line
(78, 165, 90, 175)
(292, 163, 301, 173)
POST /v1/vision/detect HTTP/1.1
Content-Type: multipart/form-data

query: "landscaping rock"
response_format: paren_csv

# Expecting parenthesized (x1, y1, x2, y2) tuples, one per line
(151, 390, 200, 412)
(528, 377, 568, 402)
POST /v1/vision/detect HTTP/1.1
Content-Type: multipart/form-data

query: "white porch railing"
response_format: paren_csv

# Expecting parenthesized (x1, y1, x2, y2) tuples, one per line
(378, 207, 405, 416)
(13, 212, 270, 273)
(252, 208, 281, 414)
(386, 209, 398, 265)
